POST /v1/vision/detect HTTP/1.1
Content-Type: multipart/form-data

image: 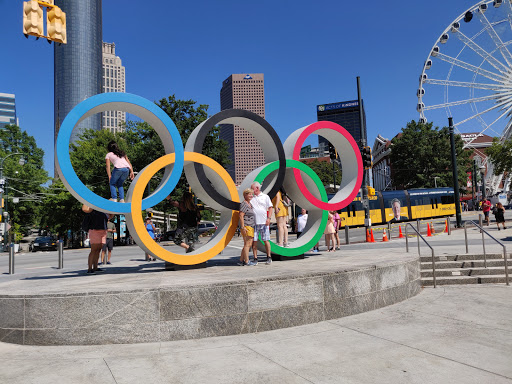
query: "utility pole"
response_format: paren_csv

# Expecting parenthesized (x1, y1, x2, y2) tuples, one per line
(448, 117, 462, 228)
(357, 77, 370, 229)
(472, 159, 477, 208)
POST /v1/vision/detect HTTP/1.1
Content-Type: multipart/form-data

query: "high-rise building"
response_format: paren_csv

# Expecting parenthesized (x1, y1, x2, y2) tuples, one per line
(316, 100, 367, 155)
(219, 73, 265, 185)
(0, 93, 18, 129)
(54, 0, 103, 145)
(102, 42, 126, 133)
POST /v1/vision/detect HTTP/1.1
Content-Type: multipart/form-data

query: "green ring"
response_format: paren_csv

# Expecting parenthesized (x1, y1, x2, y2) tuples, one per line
(254, 159, 328, 256)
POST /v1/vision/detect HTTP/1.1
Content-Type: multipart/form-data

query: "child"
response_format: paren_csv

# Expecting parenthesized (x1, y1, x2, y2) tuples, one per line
(105, 141, 134, 202)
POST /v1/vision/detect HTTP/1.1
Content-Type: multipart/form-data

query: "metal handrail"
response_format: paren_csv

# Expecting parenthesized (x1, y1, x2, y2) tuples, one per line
(464, 220, 509, 286)
(405, 223, 437, 288)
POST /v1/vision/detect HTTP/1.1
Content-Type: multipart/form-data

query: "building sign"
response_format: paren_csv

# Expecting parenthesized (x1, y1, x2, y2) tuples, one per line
(317, 100, 359, 112)
(243, 74, 252, 79)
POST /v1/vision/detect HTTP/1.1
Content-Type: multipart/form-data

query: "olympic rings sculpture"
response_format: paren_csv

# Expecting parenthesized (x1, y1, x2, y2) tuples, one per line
(56, 93, 363, 265)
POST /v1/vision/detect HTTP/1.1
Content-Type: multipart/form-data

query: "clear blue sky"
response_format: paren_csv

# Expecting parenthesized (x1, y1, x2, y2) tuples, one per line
(2, 0, 475, 177)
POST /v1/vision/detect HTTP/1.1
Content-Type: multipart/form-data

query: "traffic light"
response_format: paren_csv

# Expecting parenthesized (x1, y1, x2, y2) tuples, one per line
(147, 212, 153, 218)
(367, 186, 375, 197)
(361, 146, 372, 169)
(22, 0, 44, 38)
(328, 143, 336, 160)
(47, 5, 66, 44)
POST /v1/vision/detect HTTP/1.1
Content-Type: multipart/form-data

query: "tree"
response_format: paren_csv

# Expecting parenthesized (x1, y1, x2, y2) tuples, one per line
(485, 137, 512, 187)
(390, 120, 472, 192)
(39, 179, 83, 236)
(301, 159, 342, 188)
(0, 125, 49, 233)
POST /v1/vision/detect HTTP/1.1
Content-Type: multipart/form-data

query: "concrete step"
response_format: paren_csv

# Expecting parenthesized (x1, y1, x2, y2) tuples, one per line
(421, 274, 510, 286)
(421, 259, 512, 269)
(419, 253, 505, 262)
(421, 267, 506, 278)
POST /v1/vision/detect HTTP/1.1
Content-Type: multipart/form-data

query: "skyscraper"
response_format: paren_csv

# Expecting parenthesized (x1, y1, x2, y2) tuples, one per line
(0, 93, 18, 129)
(54, 0, 103, 144)
(316, 100, 367, 155)
(102, 42, 126, 133)
(219, 73, 265, 185)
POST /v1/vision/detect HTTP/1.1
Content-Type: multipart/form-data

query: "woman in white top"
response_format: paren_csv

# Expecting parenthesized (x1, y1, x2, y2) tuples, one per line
(105, 141, 134, 202)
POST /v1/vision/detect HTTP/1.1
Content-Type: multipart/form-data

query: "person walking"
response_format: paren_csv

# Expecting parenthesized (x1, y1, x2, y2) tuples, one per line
(105, 141, 135, 203)
(251, 182, 274, 265)
(272, 188, 290, 247)
(493, 202, 506, 230)
(324, 211, 336, 252)
(332, 210, 341, 250)
(482, 198, 492, 226)
(99, 217, 116, 265)
(167, 192, 201, 253)
(82, 205, 113, 274)
(295, 208, 308, 239)
(239, 188, 256, 266)
(144, 217, 157, 261)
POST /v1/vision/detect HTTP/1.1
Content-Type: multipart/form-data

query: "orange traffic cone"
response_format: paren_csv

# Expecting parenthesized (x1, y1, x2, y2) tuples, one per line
(382, 229, 389, 242)
(370, 229, 375, 243)
(366, 229, 371, 242)
(398, 225, 404, 238)
(444, 220, 448, 233)
(431, 222, 435, 234)
(427, 223, 432, 237)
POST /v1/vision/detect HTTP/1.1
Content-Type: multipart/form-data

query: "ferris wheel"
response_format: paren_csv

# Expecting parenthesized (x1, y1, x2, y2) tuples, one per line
(417, 0, 512, 194)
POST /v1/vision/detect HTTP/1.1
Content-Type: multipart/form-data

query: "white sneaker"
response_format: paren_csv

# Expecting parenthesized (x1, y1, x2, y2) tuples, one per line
(119, 199, 125, 203)
(109, 198, 117, 202)
(265, 257, 272, 265)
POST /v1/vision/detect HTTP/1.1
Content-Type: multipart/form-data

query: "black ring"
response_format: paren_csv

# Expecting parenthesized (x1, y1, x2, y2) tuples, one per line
(190, 109, 286, 211)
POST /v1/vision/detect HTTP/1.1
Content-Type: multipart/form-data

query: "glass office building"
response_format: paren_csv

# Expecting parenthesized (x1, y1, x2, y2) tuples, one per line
(54, 0, 103, 144)
(0, 93, 18, 129)
(316, 100, 367, 155)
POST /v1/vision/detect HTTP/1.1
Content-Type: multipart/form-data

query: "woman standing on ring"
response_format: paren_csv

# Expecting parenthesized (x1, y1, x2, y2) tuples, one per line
(105, 141, 134, 203)
(239, 188, 256, 266)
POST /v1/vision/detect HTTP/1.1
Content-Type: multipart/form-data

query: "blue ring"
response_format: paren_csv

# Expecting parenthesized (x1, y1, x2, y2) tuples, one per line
(56, 93, 184, 213)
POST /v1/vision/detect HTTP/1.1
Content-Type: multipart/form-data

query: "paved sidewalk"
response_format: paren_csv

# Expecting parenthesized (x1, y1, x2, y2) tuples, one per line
(0, 284, 510, 383)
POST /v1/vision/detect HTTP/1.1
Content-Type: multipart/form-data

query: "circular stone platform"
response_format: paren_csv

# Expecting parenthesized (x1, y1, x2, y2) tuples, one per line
(0, 248, 420, 346)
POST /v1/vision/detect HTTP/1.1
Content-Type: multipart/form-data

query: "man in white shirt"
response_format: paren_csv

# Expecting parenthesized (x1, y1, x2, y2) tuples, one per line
(251, 182, 274, 264)
(296, 208, 308, 238)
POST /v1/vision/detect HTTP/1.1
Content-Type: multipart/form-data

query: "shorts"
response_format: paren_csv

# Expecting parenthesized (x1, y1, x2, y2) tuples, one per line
(102, 238, 114, 251)
(253, 224, 270, 242)
(243, 225, 254, 238)
(89, 229, 107, 245)
(483, 211, 490, 219)
(174, 227, 197, 247)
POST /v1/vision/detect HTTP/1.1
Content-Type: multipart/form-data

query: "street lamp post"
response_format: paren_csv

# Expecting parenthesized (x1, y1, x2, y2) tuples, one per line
(480, 165, 486, 200)
(0, 153, 25, 250)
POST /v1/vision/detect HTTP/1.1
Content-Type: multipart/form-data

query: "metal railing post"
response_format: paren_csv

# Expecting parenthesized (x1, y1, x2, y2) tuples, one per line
(431, 248, 437, 288)
(479, 214, 483, 233)
(8, 243, 14, 275)
(447, 218, 451, 235)
(416, 219, 420, 234)
(387, 222, 392, 240)
(464, 221, 469, 254)
(345, 225, 350, 245)
(58, 239, 63, 269)
(503, 245, 509, 286)
(481, 226, 487, 268)
(405, 225, 409, 252)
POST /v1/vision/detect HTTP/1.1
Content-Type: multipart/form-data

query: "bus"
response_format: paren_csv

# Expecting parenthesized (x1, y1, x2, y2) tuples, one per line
(329, 187, 456, 228)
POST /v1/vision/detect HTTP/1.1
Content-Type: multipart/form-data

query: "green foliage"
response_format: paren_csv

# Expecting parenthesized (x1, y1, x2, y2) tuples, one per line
(301, 159, 342, 187)
(0, 125, 49, 232)
(39, 180, 83, 235)
(390, 120, 472, 192)
(486, 137, 512, 177)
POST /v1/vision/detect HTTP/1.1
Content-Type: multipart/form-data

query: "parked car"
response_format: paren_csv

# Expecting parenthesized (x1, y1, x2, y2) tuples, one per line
(29, 236, 57, 252)
(198, 221, 217, 236)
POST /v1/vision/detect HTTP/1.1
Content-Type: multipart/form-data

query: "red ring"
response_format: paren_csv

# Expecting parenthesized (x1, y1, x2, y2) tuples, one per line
(292, 121, 363, 210)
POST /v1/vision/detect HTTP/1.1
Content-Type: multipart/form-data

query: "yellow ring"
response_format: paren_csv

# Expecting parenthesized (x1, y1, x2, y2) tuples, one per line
(130, 152, 239, 265)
